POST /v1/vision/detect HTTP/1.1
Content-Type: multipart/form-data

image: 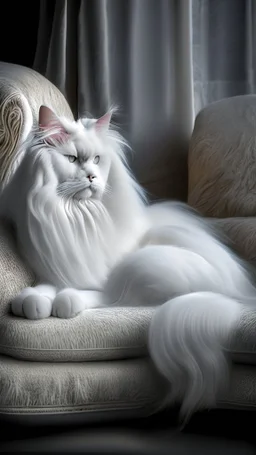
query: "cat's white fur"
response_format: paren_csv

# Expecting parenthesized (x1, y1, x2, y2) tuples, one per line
(0, 106, 255, 420)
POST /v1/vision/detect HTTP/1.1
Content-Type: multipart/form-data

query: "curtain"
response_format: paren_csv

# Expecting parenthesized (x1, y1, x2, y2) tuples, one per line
(34, 0, 256, 201)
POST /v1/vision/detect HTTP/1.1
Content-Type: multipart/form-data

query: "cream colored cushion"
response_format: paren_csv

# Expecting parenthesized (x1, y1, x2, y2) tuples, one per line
(188, 95, 256, 217)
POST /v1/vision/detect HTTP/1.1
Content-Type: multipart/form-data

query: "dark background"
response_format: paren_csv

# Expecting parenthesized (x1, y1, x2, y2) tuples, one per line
(0, 3, 40, 68)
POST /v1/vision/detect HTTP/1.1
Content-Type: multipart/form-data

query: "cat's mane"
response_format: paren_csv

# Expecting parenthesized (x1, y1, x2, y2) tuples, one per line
(0, 115, 149, 290)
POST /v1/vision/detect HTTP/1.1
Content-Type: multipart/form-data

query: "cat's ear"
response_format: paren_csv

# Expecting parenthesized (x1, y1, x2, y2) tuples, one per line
(39, 105, 59, 128)
(39, 106, 69, 145)
(95, 112, 112, 133)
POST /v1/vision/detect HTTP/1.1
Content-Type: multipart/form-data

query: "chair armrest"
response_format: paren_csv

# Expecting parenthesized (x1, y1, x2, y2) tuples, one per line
(0, 61, 74, 186)
(0, 220, 35, 315)
(188, 95, 256, 217)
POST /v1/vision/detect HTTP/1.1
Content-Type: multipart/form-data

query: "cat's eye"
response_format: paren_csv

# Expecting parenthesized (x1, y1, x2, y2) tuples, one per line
(93, 155, 100, 164)
(66, 155, 77, 163)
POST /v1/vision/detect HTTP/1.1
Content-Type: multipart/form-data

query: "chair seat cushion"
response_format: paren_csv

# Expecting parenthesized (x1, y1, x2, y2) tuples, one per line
(0, 355, 168, 421)
(0, 354, 256, 423)
(0, 307, 154, 362)
(2, 303, 256, 365)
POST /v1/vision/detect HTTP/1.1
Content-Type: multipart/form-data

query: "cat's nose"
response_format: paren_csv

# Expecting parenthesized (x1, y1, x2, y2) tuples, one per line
(87, 174, 96, 183)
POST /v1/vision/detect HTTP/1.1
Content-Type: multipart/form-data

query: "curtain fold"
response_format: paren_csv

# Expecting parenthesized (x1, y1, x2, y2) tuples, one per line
(34, 0, 256, 201)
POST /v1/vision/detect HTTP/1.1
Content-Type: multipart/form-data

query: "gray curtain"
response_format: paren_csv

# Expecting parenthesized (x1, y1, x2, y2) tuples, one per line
(34, 0, 256, 201)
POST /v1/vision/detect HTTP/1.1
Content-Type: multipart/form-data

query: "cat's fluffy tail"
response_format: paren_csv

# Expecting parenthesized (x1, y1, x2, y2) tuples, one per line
(148, 291, 243, 421)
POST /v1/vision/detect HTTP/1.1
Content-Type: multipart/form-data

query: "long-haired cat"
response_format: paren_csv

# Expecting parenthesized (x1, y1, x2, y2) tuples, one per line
(0, 106, 255, 421)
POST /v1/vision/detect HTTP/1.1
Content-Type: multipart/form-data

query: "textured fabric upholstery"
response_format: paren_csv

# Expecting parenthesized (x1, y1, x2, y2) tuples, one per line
(218, 363, 256, 410)
(210, 217, 256, 262)
(0, 355, 168, 417)
(0, 221, 35, 316)
(0, 307, 153, 362)
(229, 309, 256, 365)
(1, 354, 256, 418)
(188, 95, 256, 218)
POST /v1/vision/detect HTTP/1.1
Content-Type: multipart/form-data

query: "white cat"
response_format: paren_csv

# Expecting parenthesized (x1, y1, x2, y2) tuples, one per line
(0, 105, 255, 420)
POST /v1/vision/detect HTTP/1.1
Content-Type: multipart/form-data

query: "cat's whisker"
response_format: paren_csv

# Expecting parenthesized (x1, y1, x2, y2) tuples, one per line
(57, 181, 89, 199)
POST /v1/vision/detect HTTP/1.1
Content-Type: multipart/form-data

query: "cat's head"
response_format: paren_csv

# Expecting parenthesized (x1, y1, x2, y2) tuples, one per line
(33, 105, 115, 201)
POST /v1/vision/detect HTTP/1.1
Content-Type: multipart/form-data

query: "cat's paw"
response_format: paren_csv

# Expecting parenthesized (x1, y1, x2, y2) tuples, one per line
(11, 288, 52, 320)
(52, 289, 86, 319)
